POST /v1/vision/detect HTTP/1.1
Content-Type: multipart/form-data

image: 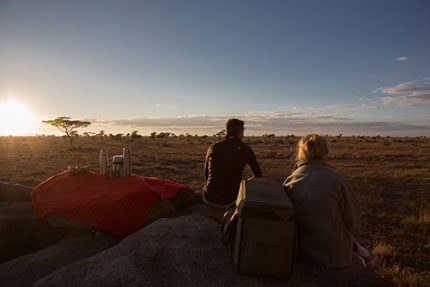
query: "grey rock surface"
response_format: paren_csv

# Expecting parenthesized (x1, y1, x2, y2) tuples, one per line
(33, 215, 393, 287)
(182, 203, 225, 223)
(0, 232, 119, 287)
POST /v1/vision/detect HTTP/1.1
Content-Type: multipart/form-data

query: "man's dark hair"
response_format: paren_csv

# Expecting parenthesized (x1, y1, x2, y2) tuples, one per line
(225, 118, 244, 137)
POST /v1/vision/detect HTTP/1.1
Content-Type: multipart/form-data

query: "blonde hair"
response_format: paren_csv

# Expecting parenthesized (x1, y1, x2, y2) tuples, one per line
(296, 134, 329, 161)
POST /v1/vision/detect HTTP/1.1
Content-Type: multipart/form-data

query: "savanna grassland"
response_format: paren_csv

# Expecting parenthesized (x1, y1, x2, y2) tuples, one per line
(0, 135, 429, 286)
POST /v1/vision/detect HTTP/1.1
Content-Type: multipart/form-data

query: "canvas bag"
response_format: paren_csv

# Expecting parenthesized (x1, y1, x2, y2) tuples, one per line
(223, 180, 297, 277)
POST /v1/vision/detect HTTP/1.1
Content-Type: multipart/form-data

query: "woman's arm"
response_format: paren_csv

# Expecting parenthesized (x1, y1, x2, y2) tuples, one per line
(340, 175, 361, 234)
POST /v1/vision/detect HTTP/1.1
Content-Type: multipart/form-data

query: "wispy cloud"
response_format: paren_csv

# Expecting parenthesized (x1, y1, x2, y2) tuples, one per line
(375, 78, 430, 106)
(324, 103, 377, 110)
(83, 111, 428, 136)
(395, 56, 408, 62)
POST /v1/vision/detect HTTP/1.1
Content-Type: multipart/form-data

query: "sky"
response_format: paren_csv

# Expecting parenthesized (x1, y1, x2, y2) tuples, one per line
(0, 0, 429, 136)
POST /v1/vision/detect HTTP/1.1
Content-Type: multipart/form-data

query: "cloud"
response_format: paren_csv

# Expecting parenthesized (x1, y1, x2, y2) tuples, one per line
(395, 56, 408, 62)
(382, 94, 430, 106)
(324, 103, 377, 110)
(375, 78, 430, 106)
(86, 111, 428, 136)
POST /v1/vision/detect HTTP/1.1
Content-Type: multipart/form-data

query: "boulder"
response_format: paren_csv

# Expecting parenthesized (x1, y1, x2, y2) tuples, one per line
(181, 203, 225, 224)
(167, 188, 202, 211)
(0, 201, 62, 263)
(33, 215, 393, 287)
(0, 183, 32, 202)
(44, 214, 95, 232)
(0, 231, 119, 287)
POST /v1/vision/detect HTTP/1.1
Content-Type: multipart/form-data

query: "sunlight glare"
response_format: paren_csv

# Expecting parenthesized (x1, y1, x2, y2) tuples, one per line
(0, 100, 34, 136)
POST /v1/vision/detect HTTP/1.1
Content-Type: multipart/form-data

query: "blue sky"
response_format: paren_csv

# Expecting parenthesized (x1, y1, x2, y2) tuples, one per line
(0, 0, 429, 135)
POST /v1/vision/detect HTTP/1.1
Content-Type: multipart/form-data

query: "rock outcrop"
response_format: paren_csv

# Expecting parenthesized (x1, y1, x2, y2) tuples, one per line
(0, 232, 119, 287)
(0, 188, 62, 263)
(0, 182, 393, 287)
(32, 215, 393, 287)
(0, 182, 32, 202)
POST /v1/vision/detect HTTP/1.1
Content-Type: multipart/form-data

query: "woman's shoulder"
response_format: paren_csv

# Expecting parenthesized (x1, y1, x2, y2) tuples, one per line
(288, 160, 342, 181)
(295, 160, 337, 171)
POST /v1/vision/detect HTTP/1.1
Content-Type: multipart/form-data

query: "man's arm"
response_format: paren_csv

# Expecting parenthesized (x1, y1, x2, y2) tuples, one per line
(248, 147, 263, 177)
(204, 145, 212, 180)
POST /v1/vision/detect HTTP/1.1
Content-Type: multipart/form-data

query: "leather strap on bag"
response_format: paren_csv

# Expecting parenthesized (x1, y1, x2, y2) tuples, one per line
(221, 202, 238, 247)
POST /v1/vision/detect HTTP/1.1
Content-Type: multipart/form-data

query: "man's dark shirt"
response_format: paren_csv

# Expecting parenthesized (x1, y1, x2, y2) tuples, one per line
(203, 136, 262, 205)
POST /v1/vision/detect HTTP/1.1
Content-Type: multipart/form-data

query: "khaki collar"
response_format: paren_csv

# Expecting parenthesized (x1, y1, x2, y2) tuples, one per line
(294, 160, 335, 170)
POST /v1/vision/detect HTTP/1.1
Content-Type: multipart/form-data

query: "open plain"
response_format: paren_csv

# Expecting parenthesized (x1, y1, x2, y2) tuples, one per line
(0, 135, 429, 286)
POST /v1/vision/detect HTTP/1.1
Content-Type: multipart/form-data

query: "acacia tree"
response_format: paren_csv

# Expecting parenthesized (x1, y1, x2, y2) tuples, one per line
(42, 117, 91, 145)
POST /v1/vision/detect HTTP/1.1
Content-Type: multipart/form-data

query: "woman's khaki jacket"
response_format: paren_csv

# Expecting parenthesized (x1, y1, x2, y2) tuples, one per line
(283, 160, 361, 269)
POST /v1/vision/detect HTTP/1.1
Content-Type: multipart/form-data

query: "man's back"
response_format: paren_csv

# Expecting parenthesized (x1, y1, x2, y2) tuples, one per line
(203, 137, 262, 205)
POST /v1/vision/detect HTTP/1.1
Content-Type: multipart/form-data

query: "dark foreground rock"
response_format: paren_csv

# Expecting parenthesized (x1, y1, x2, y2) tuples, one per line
(33, 215, 393, 287)
(0, 232, 119, 287)
(0, 182, 32, 202)
(0, 182, 200, 265)
(0, 201, 62, 263)
(182, 203, 225, 223)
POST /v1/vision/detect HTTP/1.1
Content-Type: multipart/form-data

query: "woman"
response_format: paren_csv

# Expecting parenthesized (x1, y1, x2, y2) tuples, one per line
(283, 134, 377, 269)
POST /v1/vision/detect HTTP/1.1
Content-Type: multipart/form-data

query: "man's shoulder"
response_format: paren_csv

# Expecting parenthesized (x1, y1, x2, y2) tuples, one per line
(211, 139, 228, 148)
(211, 137, 253, 149)
(238, 141, 253, 152)
(211, 138, 247, 151)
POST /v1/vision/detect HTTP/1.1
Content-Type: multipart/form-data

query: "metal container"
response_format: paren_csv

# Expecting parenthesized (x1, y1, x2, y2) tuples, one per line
(100, 150, 107, 173)
(113, 155, 124, 164)
(123, 147, 131, 176)
(113, 155, 124, 177)
(108, 168, 114, 179)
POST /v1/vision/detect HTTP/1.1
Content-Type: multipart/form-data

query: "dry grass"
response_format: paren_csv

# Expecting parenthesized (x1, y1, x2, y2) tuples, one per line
(0, 135, 429, 286)
(373, 242, 397, 257)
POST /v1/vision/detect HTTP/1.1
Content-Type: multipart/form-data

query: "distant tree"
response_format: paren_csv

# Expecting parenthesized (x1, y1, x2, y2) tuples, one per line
(214, 130, 225, 137)
(131, 130, 142, 139)
(150, 132, 157, 139)
(263, 133, 275, 138)
(82, 132, 91, 137)
(157, 132, 171, 139)
(97, 130, 105, 137)
(42, 117, 90, 145)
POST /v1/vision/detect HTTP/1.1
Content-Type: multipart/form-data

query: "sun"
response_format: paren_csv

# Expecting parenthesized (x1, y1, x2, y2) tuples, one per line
(0, 100, 34, 136)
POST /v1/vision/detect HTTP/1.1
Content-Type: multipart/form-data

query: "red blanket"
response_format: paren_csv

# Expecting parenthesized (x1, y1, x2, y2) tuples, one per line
(32, 172, 187, 237)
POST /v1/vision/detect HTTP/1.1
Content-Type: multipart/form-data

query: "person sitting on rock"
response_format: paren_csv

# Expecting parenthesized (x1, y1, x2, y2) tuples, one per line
(283, 134, 377, 269)
(202, 118, 263, 208)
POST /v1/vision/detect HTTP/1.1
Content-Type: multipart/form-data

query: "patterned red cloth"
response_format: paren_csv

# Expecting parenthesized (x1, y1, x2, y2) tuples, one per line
(32, 172, 187, 237)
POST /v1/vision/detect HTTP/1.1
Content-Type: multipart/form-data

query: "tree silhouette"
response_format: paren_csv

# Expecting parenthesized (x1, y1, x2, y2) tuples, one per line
(130, 130, 142, 139)
(42, 117, 91, 145)
(215, 129, 225, 137)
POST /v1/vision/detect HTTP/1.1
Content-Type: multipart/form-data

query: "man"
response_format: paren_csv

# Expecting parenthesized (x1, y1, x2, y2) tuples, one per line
(202, 119, 263, 208)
